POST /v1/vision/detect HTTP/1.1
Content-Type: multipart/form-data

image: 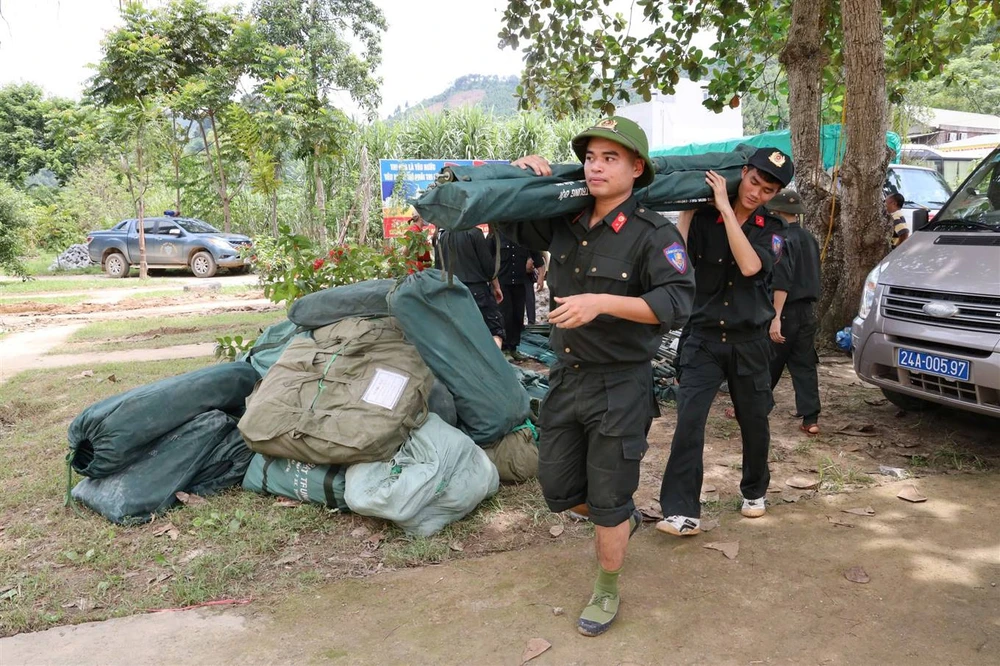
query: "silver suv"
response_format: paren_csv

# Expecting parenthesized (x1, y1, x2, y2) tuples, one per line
(852, 147, 1000, 417)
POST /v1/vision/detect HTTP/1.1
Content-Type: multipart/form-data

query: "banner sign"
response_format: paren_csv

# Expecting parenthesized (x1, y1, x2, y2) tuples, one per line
(379, 158, 504, 238)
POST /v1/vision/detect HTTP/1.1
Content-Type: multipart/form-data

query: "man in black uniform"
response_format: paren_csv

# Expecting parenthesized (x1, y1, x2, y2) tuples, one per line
(505, 116, 694, 637)
(657, 147, 793, 537)
(497, 233, 545, 358)
(435, 226, 505, 347)
(767, 190, 822, 434)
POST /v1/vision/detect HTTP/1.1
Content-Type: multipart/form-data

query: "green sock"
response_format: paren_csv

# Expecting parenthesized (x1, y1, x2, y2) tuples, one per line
(594, 565, 621, 596)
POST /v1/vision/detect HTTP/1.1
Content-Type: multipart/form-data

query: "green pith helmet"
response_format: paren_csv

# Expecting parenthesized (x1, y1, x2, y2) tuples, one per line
(571, 116, 656, 188)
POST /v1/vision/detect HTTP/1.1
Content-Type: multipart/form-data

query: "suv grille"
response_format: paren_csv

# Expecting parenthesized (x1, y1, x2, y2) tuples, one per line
(882, 287, 1000, 333)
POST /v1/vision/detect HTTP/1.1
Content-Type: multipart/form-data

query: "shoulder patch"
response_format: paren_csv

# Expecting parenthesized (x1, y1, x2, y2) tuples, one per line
(771, 233, 784, 259)
(634, 206, 670, 228)
(611, 212, 628, 233)
(663, 242, 688, 274)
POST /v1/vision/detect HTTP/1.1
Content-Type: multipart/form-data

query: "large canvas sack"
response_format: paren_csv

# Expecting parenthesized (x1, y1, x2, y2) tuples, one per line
(68, 363, 259, 479)
(482, 426, 538, 484)
(288, 279, 394, 329)
(415, 145, 756, 231)
(242, 453, 349, 511)
(70, 410, 251, 524)
(343, 414, 500, 537)
(387, 269, 530, 444)
(238, 316, 434, 465)
(427, 379, 458, 427)
(239, 319, 307, 377)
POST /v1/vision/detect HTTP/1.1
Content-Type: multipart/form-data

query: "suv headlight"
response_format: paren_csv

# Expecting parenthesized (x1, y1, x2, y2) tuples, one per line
(207, 237, 234, 251)
(858, 263, 884, 320)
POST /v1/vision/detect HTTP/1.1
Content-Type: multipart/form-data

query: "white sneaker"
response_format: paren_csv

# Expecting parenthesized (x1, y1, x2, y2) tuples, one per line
(741, 497, 766, 518)
(656, 515, 701, 536)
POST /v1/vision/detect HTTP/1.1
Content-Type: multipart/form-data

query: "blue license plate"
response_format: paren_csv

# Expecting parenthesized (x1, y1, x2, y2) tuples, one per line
(897, 348, 970, 381)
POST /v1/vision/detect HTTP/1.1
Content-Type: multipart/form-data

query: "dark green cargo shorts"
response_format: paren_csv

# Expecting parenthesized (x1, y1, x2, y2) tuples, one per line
(537, 362, 658, 527)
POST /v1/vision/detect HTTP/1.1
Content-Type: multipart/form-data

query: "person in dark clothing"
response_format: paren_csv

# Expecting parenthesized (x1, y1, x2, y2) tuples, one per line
(766, 190, 822, 435)
(434, 226, 505, 347)
(657, 147, 794, 537)
(498, 234, 545, 357)
(524, 251, 548, 324)
(503, 116, 694, 637)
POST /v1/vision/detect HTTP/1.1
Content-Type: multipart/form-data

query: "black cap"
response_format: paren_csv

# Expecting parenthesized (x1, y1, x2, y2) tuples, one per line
(767, 190, 805, 215)
(747, 147, 794, 187)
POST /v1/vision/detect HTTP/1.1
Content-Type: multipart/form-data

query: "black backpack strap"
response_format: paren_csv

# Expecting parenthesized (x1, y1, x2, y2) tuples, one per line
(322, 465, 339, 508)
(261, 456, 274, 493)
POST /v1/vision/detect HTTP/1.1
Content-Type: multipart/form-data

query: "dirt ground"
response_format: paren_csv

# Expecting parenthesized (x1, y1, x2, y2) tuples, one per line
(3, 473, 997, 665)
(2, 276, 998, 663)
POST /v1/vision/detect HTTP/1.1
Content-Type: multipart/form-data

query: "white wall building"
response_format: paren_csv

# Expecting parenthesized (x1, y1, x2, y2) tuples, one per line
(615, 79, 744, 151)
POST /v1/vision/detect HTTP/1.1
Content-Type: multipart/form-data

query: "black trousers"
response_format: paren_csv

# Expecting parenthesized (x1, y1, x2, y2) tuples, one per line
(525, 282, 537, 324)
(500, 283, 527, 350)
(467, 282, 505, 340)
(660, 333, 773, 518)
(770, 301, 821, 424)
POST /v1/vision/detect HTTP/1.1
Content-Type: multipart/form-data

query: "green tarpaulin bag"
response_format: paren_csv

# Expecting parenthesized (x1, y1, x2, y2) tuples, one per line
(343, 414, 500, 537)
(415, 145, 756, 231)
(70, 410, 252, 524)
(387, 269, 531, 445)
(242, 453, 349, 512)
(482, 424, 538, 484)
(239, 319, 307, 377)
(287, 279, 394, 329)
(428, 379, 458, 428)
(238, 316, 434, 465)
(68, 363, 259, 478)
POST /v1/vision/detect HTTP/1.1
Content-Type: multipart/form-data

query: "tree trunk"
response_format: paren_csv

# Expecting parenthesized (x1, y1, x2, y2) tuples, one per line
(780, 0, 839, 344)
(314, 147, 328, 245)
(358, 144, 372, 245)
(171, 115, 182, 214)
(827, 0, 890, 336)
(208, 112, 232, 232)
(136, 127, 148, 280)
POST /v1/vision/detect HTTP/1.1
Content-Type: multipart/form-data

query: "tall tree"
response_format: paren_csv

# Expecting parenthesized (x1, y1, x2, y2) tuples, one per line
(499, 0, 1000, 338)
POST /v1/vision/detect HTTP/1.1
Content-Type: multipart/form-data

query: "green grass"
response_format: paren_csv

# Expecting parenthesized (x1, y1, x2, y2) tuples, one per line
(0, 294, 91, 307)
(0, 358, 555, 636)
(52, 310, 285, 354)
(817, 456, 876, 492)
(0, 276, 181, 295)
(707, 415, 740, 440)
(908, 446, 989, 472)
(18, 252, 103, 277)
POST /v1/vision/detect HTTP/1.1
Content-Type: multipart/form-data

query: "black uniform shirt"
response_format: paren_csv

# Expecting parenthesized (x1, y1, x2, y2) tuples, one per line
(687, 205, 785, 335)
(497, 234, 545, 285)
(434, 227, 496, 285)
(497, 196, 695, 366)
(772, 222, 821, 304)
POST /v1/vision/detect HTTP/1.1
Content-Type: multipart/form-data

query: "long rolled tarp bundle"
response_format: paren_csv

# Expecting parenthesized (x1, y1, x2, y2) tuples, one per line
(413, 144, 756, 231)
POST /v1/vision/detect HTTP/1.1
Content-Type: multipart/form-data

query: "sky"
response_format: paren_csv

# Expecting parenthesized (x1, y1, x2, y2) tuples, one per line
(0, 0, 527, 118)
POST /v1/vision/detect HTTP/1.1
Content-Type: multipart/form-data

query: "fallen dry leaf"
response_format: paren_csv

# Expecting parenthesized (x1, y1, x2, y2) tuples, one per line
(835, 424, 878, 438)
(549, 524, 565, 538)
(273, 498, 301, 508)
(275, 552, 304, 566)
(75, 370, 94, 379)
(841, 443, 864, 453)
(449, 541, 464, 552)
(827, 515, 854, 528)
(703, 541, 739, 560)
(701, 483, 717, 493)
(151, 522, 179, 540)
(364, 533, 384, 549)
(174, 491, 207, 506)
(844, 566, 870, 584)
(894, 440, 920, 449)
(552, 607, 564, 616)
(897, 485, 927, 503)
(786, 475, 820, 490)
(147, 572, 173, 586)
(350, 526, 371, 539)
(700, 518, 720, 532)
(521, 637, 552, 664)
(106, 374, 118, 383)
(864, 398, 887, 406)
(179, 548, 205, 564)
(842, 506, 876, 516)
(782, 492, 803, 503)
(637, 504, 663, 522)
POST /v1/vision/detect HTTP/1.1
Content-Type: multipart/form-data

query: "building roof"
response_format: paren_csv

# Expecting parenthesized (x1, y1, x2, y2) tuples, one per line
(935, 133, 1000, 152)
(920, 108, 1000, 132)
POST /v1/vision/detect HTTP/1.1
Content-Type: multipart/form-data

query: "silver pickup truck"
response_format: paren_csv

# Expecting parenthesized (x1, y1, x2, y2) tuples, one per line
(852, 147, 1000, 418)
(87, 216, 252, 278)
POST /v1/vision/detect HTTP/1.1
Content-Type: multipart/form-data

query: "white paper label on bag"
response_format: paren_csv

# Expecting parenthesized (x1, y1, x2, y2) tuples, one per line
(361, 368, 409, 410)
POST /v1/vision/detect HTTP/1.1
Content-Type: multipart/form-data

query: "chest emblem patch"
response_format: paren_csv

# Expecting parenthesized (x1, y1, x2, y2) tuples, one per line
(664, 242, 688, 274)
(611, 212, 628, 233)
(772, 233, 784, 258)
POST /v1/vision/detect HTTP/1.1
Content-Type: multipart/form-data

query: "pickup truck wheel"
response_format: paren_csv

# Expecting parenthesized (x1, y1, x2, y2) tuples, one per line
(880, 388, 935, 412)
(104, 252, 129, 279)
(190, 251, 217, 278)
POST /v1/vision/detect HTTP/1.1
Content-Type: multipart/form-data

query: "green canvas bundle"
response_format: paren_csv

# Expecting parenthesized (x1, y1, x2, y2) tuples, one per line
(68, 363, 259, 479)
(242, 453, 349, 512)
(414, 145, 757, 231)
(238, 316, 434, 465)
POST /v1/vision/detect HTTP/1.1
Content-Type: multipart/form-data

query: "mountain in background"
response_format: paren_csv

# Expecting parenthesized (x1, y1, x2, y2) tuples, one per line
(388, 74, 521, 119)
